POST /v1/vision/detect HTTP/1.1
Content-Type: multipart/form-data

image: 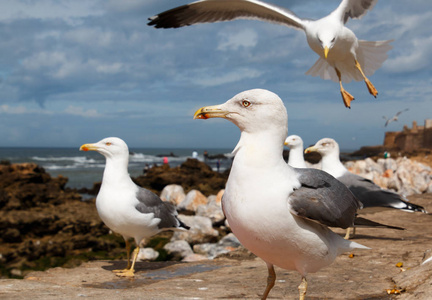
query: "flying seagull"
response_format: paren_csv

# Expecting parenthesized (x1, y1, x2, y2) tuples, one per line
(148, 0, 392, 108)
(80, 137, 188, 277)
(305, 138, 426, 237)
(194, 89, 368, 300)
(383, 108, 409, 127)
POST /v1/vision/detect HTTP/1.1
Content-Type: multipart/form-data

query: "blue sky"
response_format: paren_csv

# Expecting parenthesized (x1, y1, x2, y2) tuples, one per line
(0, 0, 431, 150)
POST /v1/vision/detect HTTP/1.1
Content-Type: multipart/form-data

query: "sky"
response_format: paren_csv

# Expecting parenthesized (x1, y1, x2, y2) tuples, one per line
(0, 0, 431, 150)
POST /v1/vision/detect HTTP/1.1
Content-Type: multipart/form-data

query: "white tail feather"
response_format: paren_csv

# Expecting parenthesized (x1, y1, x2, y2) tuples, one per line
(306, 40, 393, 83)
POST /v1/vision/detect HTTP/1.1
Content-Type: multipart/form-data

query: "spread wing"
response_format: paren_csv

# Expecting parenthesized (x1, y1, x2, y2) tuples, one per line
(289, 168, 361, 229)
(148, 0, 306, 30)
(334, 0, 378, 24)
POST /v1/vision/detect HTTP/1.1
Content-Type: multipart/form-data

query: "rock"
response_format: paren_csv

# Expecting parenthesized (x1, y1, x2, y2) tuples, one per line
(182, 253, 208, 262)
(133, 158, 228, 196)
(163, 240, 194, 260)
(171, 215, 219, 244)
(215, 189, 224, 206)
(196, 201, 225, 225)
(178, 190, 208, 212)
(0, 163, 118, 278)
(138, 247, 159, 261)
(160, 184, 185, 206)
(193, 233, 241, 259)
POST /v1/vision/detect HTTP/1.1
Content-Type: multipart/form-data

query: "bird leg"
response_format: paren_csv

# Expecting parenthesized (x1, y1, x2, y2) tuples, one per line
(355, 60, 378, 97)
(112, 239, 132, 273)
(115, 246, 139, 277)
(336, 68, 354, 108)
(298, 276, 308, 300)
(261, 263, 276, 300)
(344, 227, 351, 239)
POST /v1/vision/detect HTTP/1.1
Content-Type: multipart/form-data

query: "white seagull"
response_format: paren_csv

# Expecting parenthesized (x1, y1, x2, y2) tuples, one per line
(284, 135, 308, 168)
(305, 138, 426, 237)
(149, 0, 392, 108)
(194, 89, 368, 300)
(80, 137, 188, 277)
(383, 108, 409, 127)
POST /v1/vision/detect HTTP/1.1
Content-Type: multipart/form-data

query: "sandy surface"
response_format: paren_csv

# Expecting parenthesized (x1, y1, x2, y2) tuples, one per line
(1, 193, 432, 300)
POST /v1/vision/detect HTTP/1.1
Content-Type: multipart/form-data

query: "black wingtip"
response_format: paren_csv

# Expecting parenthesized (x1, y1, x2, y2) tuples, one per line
(179, 219, 190, 230)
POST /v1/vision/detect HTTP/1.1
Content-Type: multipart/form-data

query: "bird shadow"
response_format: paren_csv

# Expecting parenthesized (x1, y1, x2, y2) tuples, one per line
(83, 260, 230, 290)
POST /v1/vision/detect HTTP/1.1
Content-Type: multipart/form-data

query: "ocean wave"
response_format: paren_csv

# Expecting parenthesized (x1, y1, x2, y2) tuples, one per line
(32, 156, 98, 164)
(43, 163, 106, 170)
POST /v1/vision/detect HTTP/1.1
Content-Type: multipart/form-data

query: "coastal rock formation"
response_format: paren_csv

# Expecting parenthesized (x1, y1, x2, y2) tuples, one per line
(2, 156, 430, 279)
(0, 162, 119, 278)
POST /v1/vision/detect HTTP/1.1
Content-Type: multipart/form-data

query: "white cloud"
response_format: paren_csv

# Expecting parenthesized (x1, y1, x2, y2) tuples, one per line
(0, 0, 103, 22)
(181, 68, 263, 87)
(217, 28, 258, 51)
(384, 36, 432, 73)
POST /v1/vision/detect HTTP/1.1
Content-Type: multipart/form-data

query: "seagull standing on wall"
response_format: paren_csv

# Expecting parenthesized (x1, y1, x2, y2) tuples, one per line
(80, 137, 189, 277)
(194, 89, 368, 299)
(148, 0, 392, 108)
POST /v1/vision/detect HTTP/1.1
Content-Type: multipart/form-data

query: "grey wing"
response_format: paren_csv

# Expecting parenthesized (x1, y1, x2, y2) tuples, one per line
(135, 187, 184, 229)
(395, 108, 409, 117)
(289, 168, 361, 229)
(148, 0, 306, 30)
(335, 0, 378, 24)
(338, 172, 426, 212)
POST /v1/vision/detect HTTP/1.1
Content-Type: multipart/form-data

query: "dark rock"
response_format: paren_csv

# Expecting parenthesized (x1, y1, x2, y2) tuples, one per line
(134, 158, 228, 196)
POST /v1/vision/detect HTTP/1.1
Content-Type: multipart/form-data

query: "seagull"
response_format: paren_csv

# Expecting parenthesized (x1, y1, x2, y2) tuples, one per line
(284, 135, 308, 168)
(148, 0, 392, 108)
(194, 89, 368, 300)
(285, 135, 405, 238)
(79, 137, 188, 277)
(383, 108, 409, 127)
(305, 138, 426, 237)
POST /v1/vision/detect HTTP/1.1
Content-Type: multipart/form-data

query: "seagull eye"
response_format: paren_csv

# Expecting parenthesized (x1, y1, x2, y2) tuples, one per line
(331, 37, 335, 42)
(105, 142, 112, 146)
(242, 100, 251, 108)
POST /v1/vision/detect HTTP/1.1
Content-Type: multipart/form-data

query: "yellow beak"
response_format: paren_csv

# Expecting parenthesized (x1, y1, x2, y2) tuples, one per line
(304, 146, 318, 154)
(193, 104, 228, 120)
(79, 143, 98, 152)
(324, 46, 329, 59)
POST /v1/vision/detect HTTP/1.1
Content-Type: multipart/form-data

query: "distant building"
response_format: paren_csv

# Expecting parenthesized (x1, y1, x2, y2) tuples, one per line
(383, 119, 432, 151)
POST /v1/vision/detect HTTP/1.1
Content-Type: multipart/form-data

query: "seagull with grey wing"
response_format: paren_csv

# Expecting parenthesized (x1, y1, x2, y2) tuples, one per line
(194, 89, 369, 300)
(305, 138, 427, 238)
(383, 108, 409, 127)
(148, 0, 392, 108)
(80, 137, 189, 277)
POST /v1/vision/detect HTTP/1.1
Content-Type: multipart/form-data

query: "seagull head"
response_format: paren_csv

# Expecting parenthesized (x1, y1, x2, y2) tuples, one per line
(284, 135, 304, 149)
(317, 30, 337, 59)
(80, 137, 129, 160)
(194, 89, 287, 137)
(304, 138, 339, 156)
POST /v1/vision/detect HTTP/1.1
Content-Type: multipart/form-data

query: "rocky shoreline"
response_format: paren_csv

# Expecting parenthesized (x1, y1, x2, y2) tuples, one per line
(0, 153, 431, 280)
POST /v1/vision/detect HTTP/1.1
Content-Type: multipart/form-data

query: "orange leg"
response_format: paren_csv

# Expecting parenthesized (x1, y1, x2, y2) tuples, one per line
(112, 238, 132, 273)
(336, 68, 355, 108)
(115, 246, 139, 277)
(355, 60, 378, 97)
(261, 263, 276, 300)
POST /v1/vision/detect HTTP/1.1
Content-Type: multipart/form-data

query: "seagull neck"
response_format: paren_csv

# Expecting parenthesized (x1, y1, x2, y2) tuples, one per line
(234, 131, 286, 168)
(101, 156, 132, 186)
(288, 146, 305, 167)
(320, 152, 347, 177)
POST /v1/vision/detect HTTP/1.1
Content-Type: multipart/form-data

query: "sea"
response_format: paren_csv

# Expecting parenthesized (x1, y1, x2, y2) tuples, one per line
(0, 147, 234, 189)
